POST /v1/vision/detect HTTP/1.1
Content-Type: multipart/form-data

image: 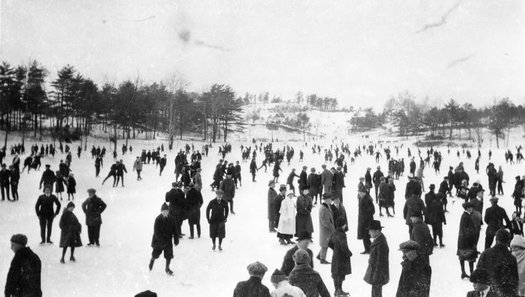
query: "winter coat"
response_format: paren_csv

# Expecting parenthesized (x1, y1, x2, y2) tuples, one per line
(396, 256, 432, 297)
(465, 289, 497, 297)
(81, 195, 107, 226)
(289, 264, 330, 297)
(365, 171, 372, 188)
(364, 233, 390, 286)
(165, 188, 186, 220)
(328, 228, 352, 276)
(511, 235, 525, 296)
(484, 204, 511, 235)
(295, 195, 314, 236)
(66, 176, 76, 194)
(299, 171, 308, 190)
(357, 193, 375, 239)
(206, 198, 229, 224)
(438, 180, 448, 194)
(59, 209, 82, 248)
(268, 188, 279, 220)
(35, 194, 61, 219)
(410, 220, 434, 257)
(4, 247, 42, 297)
(151, 214, 178, 249)
(116, 163, 127, 175)
(186, 188, 203, 225)
(320, 169, 333, 193)
(270, 280, 306, 297)
(477, 243, 519, 297)
(457, 211, 480, 261)
(307, 174, 321, 196)
(39, 169, 56, 188)
(331, 204, 348, 232)
(133, 160, 143, 171)
(281, 246, 314, 276)
(193, 172, 202, 191)
(403, 196, 426, 225)
(372, 170, 383, 186)
(220, 178, 236, 201)
(318, 203, 334, 248)
(0, 168, 10, 186)
(405, 179, 422, 199)
(332, 171, 345, 193)
(424, 191, 436, 213)
(233, 276, 271, 297)
(427, 199, 446, 225)
(55, 176, 65, 193)
(277, 197, 296, 235)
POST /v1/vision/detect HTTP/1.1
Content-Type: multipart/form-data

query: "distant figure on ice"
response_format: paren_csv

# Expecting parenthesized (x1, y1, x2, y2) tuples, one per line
(133, 156, 143, 181)
(66, 173, 77, 201)
(5, 234, 42, 297)
(115, 160, 127, 187)
(148, 203, 178, 275)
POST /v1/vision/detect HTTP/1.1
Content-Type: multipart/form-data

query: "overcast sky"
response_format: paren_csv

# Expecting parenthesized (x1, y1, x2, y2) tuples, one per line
(1, 0, 524, 110)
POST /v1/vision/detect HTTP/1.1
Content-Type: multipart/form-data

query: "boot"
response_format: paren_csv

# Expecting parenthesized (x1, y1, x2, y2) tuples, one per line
(149, 258, 155, 271)
(279, 238, 285, 245)
(285, 238, 294, 245)
(70, 256, 76, 262)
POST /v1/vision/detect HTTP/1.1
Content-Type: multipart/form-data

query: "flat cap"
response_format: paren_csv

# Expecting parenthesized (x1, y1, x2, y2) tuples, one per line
(399, 240, 420, 251)
(247, 261, 268, 277)
(10, 234, 28, 246)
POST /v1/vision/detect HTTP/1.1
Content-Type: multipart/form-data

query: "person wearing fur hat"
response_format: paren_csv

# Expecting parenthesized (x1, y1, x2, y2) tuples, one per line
(270, 269, 306, 297)
(364, 220, 389, 297)
(5, 234, 42, 297)
(477, 229, 519, 296)
(396, 240, 432, 297)
(233, 261, 271, 297)
(149, 203, 178, 275)
(277, 192, 296, 245)
(328, 217, 352, 297)
(510, 235, 525, 296)
(288, 249, 330, 297)
(268, 180, 279, 232)
(484, 197, 511, 250)
(206, 189, 229, 251)
(35, 185, 61, 244)
(318, 193, 335, 264)
(59, 201, 82, 264)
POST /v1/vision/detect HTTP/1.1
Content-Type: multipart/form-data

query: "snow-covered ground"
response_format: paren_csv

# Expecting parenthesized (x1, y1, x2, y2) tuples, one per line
(0, 134, 523, 296)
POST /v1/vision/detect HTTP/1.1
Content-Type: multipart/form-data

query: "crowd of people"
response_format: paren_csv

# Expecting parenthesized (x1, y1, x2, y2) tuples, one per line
(2, 140, 525, 297)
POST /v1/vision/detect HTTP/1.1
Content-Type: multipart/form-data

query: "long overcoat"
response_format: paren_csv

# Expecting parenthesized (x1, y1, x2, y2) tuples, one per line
(295, 194, 314, 236)
(59, 209, 83, 248)
(328, 227, 352, 276)
(364, 233, 389, 286)
(277, 197, 296, 235)
(357, 193, 375, 240)
(81, 195, 107, 226)
(319, 202, 335, 248)
(396, 256, 432, 297)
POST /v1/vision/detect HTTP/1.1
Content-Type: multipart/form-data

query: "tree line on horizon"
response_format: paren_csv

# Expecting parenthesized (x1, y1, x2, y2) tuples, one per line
(350, 91, 525, 148)
(0, 60, 245, 148)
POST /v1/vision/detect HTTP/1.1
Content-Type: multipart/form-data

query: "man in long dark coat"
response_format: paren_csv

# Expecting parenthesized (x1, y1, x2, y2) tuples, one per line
(405, 174, 422, 199)
(358, 192, 375, 254)
(267, 180, 278, 232)
(149, 203, 178, 275)
(35, 185, 61, 244)
(364, 220, 389, 297)
(206, 189, 229, 251)
(185, 184, 203, 239)
(81, 188, 107, 246)
(372, 166, 384, 202)
(477, 229, 519, 297)
(5, 234, 42, 297)
(457, 201, 479, 279)
(484, 197, 511, 250)
(410, 211, 434, 264)
(332, 166, 345, 203)
(328, 217, 352, 296)
(38, 164, 56, 190)
(403, 193, 426, 235)
(220, 174, 236, 214)
(0, 163, 11, 201)
(396, 240, 432, 297)
(298, 166, 308, 192)
(165, 182, 186, 238)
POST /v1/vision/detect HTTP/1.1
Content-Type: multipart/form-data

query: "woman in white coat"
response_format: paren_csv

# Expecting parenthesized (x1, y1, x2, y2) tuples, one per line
(277, 193, 296, 245)
(511, 235, 525, 297)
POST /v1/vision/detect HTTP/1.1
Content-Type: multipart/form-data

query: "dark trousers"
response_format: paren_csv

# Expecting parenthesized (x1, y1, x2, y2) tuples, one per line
(39, 217, 54, 242)
(11, 181, 18, 200)
(485, 230, 496, 250)
(189, 223, 201, 238)
(95, 166, 100, 177)
(497, 180, 504, 195)
(363, 236, 371, 252)
(374, 184, 379, 202)
(136, 170, 142, 180)
(88, 225, 101, 244)
(372, 285, 383, 297)
(1, 184, 10, 200)
(432, 223, 443, 244)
